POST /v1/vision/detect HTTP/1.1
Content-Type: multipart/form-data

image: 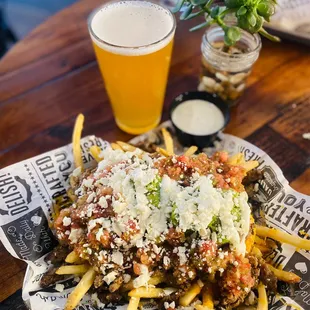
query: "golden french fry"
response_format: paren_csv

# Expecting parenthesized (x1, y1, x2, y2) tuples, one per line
(111, 142, 123, 150)
(116, 141, 136, 152)
(267, 264, 301, 283)
(127, 297, 140, 310)
(56, 264, 89, 275)
(179, 281, 204, 307)
(64, 267, 96, 310)
(251, 246, 263, 258)
(128, 287, 166, 298)
(161, 128, 174, 155)
(246, 220, 256, 253)
(227, 153, 244, 165)
(184, 146, 198, 157)
(65, 251, 83, 264)
(257, 283, 268, 310)
(72, 114, 84, 169)
(202, 283, 214, 309)
(256, 225, 310, 251)
(148, 274, 165, 286)
(156, 147, 170, 157)
(89, 145, 102, 162)
(240, 160, 259, 172)
(254, 235, 267, 246)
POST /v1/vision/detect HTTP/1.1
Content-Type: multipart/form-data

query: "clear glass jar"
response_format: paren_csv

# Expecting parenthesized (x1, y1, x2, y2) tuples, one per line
(198, 23, 262, 106)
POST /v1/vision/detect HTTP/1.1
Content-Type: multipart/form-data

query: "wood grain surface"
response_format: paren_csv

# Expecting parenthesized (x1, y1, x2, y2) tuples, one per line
(0, 0, 310, 304)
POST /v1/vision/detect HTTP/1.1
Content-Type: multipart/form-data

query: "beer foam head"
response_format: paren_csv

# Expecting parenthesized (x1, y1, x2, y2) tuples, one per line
(89, 1, 175, 56)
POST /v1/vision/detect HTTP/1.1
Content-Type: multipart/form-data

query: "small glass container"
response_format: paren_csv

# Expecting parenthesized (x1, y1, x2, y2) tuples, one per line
(198, 23, 262, 106)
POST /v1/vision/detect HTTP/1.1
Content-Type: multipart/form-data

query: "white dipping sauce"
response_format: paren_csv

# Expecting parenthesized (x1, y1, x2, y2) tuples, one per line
(172, 99, 225, 136)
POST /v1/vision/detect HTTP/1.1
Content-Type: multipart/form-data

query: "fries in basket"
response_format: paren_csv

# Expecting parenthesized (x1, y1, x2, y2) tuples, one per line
(41, 114, 310, 310)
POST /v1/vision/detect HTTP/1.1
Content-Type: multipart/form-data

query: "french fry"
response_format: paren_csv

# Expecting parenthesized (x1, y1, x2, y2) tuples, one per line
(227, 153, 244, 165)
(240, 160, 259, 172)
(127, 297, 140, 310)
(202, 283, 214, 309)
(161, 128, 174, 155)
(128, 287, 166, 298)
(89, 146, 102, 162)
(116, 141, 137, 152)
(156, 147, 170, 157)
(56, 264, 89, 275)
(254, 236, 267, 246)
(148, 273, 165, 286)
(64, 267, 96, 310)
(184, 146, 198, 157)
(65, 251, 83, 264)
(179, 281, 204, 307)
(72, 114, 84, 169)
(256, 225, 310, 251)
(267, 264, 301, 283)
(111, 142, 123, 150)
(251, 246, 263, 258)
(257, 283, 268, 310)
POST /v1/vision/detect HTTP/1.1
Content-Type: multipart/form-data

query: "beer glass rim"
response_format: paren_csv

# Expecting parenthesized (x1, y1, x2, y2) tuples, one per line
(88, 0, 176, 51)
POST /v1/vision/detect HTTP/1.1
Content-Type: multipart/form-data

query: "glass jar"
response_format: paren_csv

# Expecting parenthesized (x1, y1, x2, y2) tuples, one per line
(199, 23, 262, 106)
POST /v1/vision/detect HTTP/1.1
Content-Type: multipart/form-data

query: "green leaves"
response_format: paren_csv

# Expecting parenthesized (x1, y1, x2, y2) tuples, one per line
(224, 26, 241, 46)
(172, 0, 279, 46)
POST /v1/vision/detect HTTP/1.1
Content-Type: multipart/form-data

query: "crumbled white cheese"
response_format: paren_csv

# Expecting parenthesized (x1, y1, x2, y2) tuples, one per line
(62, 216, 71, 226)
(69, 228, 83, 244)
(133, 264, 150, 288)
(103, 271, 118, 285)
(55, 283, 64, 292)
(111, 251, 124, 266)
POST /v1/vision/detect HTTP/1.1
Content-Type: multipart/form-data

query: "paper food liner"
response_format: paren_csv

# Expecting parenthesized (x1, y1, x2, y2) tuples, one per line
(0, 123, 309, 310)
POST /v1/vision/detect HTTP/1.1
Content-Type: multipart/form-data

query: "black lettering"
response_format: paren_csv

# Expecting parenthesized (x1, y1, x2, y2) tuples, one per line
(10, 205, 28, 216)
(269, 204, 282, 219)
(42, 170, 56, 178)
(284, 194, 296, 206)
(275, 207, 287, 223)
(298, 220, 310, 238)
(5, 193, 24, 205)
(35, 156, 52, 166)
(0, 176, 14, 188)
(52, 189, 66, 199)
(274, 255, 286, 267)
(55, 151, 67, 162)
(46, 176, 60, 185)
(276, 190, 285, 203)
(0, 184, 17, 195)
(38, 162, 54, 172)
(294, 199, 306, 212)
(59, 161, 71, 172)
(291, 214, 304, 231)
(7, 199, 26, 209)
(282, 211, 296, 228)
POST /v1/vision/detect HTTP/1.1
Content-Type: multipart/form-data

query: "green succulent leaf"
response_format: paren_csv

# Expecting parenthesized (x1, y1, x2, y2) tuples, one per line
(184, 10, 204, 20)
(210, 6, 220, 18)
(172, 0, 185, 13)
(180, 5, 193, 20)
(237, 6, 247, 16)
(190, 20, 211, 32)
(224, 0, 244, 9)
(247, 12, 257, 27)
(225, 26, 241, 45)
(190, 0, 207, 5)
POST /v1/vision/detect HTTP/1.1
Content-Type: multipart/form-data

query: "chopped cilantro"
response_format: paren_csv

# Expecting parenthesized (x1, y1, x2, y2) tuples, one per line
(146, 176, 161, 208)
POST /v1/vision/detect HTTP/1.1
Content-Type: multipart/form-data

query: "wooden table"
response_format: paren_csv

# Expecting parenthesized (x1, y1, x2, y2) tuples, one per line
(0, 0, 309, 306)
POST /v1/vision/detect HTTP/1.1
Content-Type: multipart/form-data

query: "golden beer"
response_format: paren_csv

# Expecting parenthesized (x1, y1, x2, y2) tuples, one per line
(88, 1, 176, 134)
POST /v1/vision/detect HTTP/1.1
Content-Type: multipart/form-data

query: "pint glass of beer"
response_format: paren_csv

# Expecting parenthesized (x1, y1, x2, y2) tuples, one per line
(88, 1, 176, 134)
